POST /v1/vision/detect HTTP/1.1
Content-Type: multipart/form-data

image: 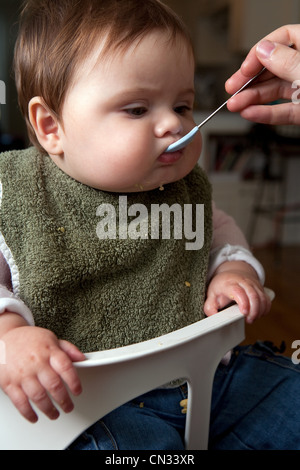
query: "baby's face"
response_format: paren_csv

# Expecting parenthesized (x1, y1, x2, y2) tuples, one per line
(53, 31, 202, 192)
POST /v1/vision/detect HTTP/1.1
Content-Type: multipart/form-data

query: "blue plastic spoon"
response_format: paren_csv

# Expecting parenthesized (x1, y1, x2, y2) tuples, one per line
(165, 67, 266, 153)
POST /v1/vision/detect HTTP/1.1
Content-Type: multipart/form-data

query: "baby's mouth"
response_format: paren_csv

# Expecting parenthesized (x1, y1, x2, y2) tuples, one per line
(157, 150, 183, 164)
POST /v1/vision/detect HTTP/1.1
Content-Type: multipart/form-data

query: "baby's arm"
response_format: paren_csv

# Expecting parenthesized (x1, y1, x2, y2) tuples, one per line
(207, 204, 270, 323)
(0, 311, 85, 422)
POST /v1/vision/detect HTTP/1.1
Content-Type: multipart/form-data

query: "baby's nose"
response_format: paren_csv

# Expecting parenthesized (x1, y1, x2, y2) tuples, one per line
(154, 111, 183, 138)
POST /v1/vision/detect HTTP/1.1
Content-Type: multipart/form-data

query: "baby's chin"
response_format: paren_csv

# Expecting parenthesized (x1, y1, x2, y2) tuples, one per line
(135, 169, 196, 193)
(153, 158, 199, 189)
(95, 154, 199, 193)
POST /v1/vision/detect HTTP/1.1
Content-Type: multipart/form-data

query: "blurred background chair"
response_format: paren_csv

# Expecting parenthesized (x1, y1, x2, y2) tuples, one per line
(247, 124, 300, 253)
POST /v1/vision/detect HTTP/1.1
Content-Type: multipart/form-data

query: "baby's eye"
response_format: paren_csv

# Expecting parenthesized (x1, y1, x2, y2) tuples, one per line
(174, 105, 192, 115)
(124, 106, 148, 117)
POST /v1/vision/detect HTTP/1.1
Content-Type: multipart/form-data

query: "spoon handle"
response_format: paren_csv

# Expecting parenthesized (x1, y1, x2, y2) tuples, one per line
(197, 43, 295, 131)
(165, 67, 266, 153)
(165, 44, 295, 153)
(197, 66, 266, 130)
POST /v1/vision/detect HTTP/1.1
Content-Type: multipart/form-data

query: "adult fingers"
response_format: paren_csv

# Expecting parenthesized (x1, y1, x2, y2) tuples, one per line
(255, 41, 300, 84)
(227, 76, 292, 112)
(240, 101, 300, 126)
(226, 25, 300, 94)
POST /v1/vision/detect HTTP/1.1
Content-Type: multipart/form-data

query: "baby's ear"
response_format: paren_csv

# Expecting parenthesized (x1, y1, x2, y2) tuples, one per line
(28, 97, 63, 155)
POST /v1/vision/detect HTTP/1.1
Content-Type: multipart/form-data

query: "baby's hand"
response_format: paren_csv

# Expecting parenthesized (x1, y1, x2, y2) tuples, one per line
(204, 261, 271, 324)
(0, 314, 85, 423)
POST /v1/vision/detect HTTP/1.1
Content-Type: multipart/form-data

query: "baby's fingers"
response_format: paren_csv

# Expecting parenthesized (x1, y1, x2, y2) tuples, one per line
(4, 381, 58, 423)
(247, 286, 271, 322)
(38, 366, 75, 415)
(204, 293, 232, 316)
(49, 342, 83, 398)
(231, 282, 270, 323)
(225, 284, 251, 317)
(22, 375, 62, 420)
(203, 296, 220, 316)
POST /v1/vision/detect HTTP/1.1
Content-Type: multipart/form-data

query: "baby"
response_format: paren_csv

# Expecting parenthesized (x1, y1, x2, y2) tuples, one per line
(0, 0, 270, 449)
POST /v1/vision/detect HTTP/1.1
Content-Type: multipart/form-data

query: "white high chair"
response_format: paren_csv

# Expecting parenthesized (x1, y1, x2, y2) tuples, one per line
(0, 304, 245, 450)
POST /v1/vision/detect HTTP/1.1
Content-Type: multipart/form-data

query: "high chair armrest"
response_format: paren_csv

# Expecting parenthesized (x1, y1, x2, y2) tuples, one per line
(1, 290, 280, 451)
(0, 287, 274, 450)
(75, 304, 244, 368)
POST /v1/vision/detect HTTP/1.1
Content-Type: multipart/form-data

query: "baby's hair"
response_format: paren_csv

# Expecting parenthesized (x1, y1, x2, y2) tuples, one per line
(13, 0, 193, 150)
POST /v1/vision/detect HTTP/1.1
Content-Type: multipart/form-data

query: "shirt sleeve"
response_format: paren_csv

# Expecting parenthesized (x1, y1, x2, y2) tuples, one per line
(211, 201, 249, 250)
(209, 202, 265, 284)
(0, 251, 35, 326)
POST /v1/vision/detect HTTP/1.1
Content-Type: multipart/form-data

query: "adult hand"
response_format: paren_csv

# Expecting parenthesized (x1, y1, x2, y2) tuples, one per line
(226, 25, 300, 125)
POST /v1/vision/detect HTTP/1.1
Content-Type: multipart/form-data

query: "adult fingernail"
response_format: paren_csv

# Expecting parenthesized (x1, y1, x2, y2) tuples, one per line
(256, 40, 276, 59)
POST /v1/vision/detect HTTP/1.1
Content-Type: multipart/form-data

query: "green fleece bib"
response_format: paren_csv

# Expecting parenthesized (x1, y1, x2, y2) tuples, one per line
(0, 147, 212, 352)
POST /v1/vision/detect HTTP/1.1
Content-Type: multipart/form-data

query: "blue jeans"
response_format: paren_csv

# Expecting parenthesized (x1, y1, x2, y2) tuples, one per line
(209, 341, 300, 450)
(68, 342, 300, 450)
